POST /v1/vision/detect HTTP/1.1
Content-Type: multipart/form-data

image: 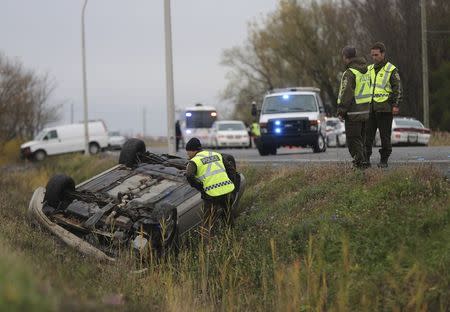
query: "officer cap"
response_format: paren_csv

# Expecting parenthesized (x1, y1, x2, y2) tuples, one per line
(185, 137, 202, 151)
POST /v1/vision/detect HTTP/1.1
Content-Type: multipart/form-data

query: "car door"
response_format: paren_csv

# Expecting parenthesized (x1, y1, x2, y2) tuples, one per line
(41, 130, 61, 155)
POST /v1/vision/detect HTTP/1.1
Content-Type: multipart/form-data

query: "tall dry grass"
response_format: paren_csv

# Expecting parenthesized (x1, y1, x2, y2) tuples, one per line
(0, 156, 448, 311)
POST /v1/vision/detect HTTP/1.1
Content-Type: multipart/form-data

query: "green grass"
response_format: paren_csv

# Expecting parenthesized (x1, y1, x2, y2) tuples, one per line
(0, 155, 448, 311)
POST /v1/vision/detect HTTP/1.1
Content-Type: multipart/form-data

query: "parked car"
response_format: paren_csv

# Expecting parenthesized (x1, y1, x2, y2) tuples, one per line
(251, 87, 327, 156)
(325, 117, 346, 147)
(108, 131, 126, 150)
(28, 139, 246, 261)
(374, 117, 430, 146)
(20, 120, 109, 161)
(209, 120, 250, 148)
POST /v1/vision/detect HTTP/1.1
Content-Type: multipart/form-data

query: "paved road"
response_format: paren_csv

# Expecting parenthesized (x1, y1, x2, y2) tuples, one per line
(149, 145, 450, 163)
(141, 145, 449, 176)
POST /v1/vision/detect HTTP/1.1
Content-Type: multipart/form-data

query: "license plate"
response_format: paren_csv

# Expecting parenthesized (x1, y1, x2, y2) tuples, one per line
(408, 133, 418, 143)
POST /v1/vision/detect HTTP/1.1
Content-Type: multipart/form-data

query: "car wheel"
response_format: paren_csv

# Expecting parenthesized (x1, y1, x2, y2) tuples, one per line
(44, 174, 75, 209)
(33, 150, 47, 161)
(313, 134, 326, 153)
(336, 135, 343, 147)
(119, 138, 146, 167)
(270, 146, 277, 155)
(257, 145, 270, 156)
(89, 142, 100, 155)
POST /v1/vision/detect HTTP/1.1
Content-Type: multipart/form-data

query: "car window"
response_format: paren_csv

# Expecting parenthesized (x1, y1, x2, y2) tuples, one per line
(262, 94, 317, 114)
(218, 123, 246, 131)
(395, 119, 424, 127)
(45, 130, 58, 140)
(109, 131, 120, 136)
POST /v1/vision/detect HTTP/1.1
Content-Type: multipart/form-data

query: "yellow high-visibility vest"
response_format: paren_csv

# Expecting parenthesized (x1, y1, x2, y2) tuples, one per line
(191, 150, 235, 197)
(251, 122, 260, 136)
(368, 62, 396, 103)
(337, 68, 371, 116)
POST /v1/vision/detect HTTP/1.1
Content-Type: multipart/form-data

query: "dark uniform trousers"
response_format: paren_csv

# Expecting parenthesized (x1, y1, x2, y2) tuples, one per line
(365, 112, 393, 162)
(345, 119, 367, 166)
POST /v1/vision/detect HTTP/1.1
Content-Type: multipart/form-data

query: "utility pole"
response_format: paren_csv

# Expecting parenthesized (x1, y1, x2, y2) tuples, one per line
(164, 0, 176, 154)
(421, 0, 429, 128)
(143, 107, 146, 138)
(70, 102, 74, 124)
(81, 0, 90, 155)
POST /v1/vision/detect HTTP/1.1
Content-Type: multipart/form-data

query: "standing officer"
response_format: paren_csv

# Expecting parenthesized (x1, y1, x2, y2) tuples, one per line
(337, 46, 372, 169)
(250, 120, 260, 148)
(185, 138, 236, 233)
(365, 42, 402, 168)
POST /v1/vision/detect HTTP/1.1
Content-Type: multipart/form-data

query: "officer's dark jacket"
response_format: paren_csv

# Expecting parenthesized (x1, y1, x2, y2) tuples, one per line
(337, 57, 369, 121)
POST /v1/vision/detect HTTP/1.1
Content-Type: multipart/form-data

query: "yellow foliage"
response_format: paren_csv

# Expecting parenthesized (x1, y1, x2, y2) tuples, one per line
(0, 139, 24, 166)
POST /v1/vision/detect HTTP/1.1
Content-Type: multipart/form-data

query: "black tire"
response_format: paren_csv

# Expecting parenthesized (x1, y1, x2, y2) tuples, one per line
(269, 146, 277, 155)
(257, 145, 270, 156)
(89, 142, 100, 155)
(44, 174, 75, 209)
(33, 150, 47, 161)
(336, 135, 343, 147)
(312, 134, 327, 153)
(119, 138, 146, 167)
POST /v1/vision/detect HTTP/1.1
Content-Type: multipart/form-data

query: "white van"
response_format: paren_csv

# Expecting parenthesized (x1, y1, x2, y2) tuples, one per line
(20, 121, 109, 161)
(251, 87, 327, 156)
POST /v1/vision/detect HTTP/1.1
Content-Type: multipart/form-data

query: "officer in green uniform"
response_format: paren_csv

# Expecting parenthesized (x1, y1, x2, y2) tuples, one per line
(185, 138, 236, 230)
(364, 42, 402, 168)
(337, 46, 372, 169)
(250, 121, 260, 148)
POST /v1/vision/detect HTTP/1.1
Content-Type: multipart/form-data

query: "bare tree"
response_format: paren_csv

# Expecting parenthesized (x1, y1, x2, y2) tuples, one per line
(0, 53, 61, 142)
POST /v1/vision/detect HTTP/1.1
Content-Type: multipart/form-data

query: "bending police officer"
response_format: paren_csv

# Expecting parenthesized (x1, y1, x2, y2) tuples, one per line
(185, 138, 236, 233)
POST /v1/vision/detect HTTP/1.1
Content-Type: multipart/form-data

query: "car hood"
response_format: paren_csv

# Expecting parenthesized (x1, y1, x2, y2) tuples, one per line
(259, 112, 320, 123)
(21, 140, 40, 149)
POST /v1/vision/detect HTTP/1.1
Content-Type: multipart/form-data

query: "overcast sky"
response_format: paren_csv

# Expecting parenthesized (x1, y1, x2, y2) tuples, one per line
(1, 0, 277, 136)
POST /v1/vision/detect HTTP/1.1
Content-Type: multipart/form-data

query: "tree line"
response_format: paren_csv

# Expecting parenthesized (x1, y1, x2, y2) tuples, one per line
(0, 53, 60, 142)
(221, 0, 450, 131)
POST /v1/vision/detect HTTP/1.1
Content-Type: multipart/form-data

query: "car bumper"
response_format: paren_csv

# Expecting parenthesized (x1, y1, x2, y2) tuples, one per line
(392, 132, 430, 145)
(217, 139, 249, 147)
(259, 132, 319, 147)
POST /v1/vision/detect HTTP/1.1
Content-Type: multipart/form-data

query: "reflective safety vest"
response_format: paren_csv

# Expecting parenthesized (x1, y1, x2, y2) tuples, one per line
(191, 150, 235, 197)
(251, 122, 260, 136)
(368, 62, 396, 103)
(337, 68, 371, 116)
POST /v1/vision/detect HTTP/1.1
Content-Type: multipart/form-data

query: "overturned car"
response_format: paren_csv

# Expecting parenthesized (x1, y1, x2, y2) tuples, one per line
(28, 139, 245, 262)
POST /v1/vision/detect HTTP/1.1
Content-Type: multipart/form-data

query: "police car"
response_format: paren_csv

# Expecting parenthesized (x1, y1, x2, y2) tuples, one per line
(252, 87, 327, 156)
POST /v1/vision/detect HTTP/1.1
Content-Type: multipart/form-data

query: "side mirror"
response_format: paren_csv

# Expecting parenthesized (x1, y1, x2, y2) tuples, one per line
(251, 103, 257, 117)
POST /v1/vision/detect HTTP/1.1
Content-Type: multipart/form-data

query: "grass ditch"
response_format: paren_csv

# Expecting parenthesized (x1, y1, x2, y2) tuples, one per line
(0, 155, 448, 311)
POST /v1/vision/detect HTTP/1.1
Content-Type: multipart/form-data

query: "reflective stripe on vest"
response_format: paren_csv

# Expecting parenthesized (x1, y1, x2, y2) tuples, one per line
(192, 150, 235, 197)
(368, 62, 396, 103)
(349, 68, 372, 104)
(337, 69, 370, 115)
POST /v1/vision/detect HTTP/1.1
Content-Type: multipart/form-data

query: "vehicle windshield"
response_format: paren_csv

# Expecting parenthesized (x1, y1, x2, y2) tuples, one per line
(262, 94, 317, 114)
(186, 111, 217, 128)
(218, 123, 246, 131)
(395, 119, 424, 128)
(34, 130, 47, 141)
(109, 131, 120, 136)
